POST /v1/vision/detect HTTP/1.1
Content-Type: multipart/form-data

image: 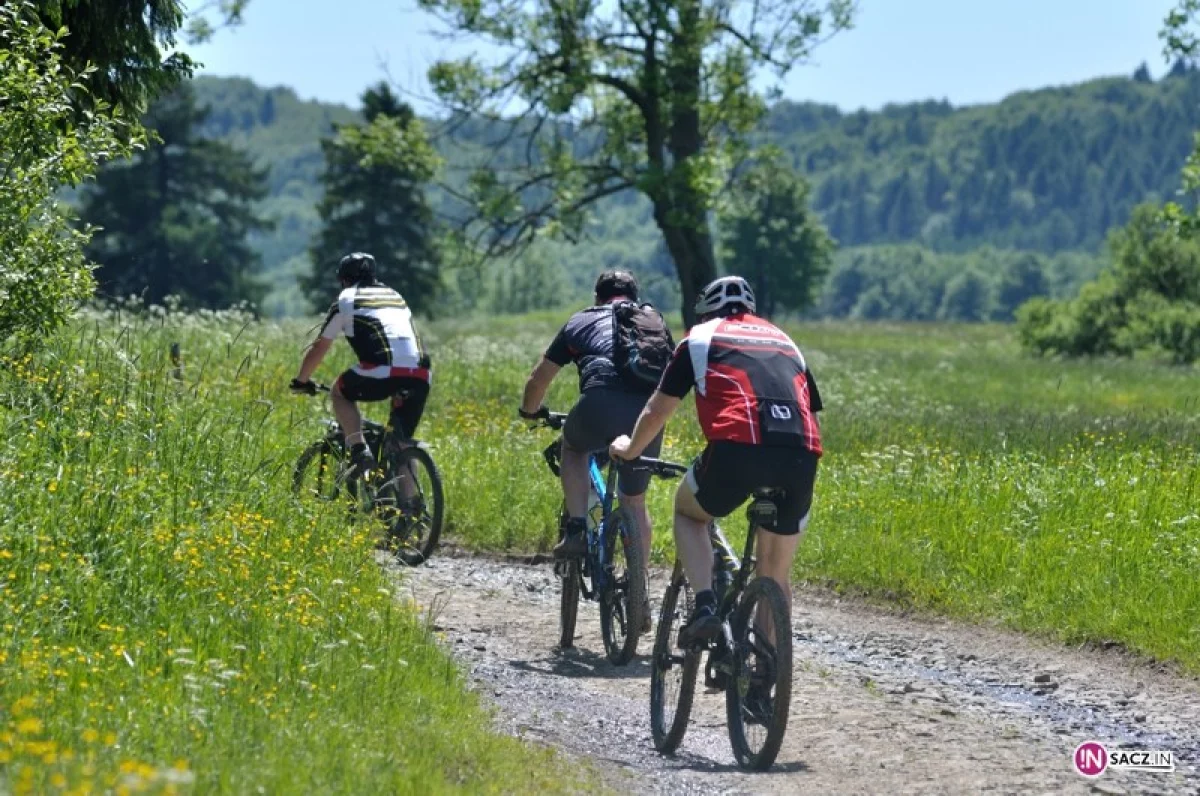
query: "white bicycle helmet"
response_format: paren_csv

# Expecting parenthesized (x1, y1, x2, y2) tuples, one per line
(694, 276, 756, 317)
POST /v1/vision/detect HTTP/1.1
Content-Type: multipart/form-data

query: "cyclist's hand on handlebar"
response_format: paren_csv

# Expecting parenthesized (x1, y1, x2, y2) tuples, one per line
(289, 378, 318, 395)
(608, 434, 636, 461)
(518, 405, 550, 422)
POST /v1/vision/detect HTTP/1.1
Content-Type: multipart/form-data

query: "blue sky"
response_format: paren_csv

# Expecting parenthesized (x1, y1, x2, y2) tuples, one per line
(189, 0, 1180, 112)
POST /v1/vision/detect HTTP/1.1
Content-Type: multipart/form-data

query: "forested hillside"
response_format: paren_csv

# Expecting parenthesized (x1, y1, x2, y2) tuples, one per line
(192, 63, 1200, 314)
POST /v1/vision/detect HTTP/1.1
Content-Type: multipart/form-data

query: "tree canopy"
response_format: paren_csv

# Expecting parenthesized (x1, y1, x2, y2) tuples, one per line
(719, 157, 834, 318)
(30, 0, 247, 115)
(0, 3, 136, 342)
(81, 82, 272, 308)
(304, 83, 442, 312)
(419, 0, 853, 324)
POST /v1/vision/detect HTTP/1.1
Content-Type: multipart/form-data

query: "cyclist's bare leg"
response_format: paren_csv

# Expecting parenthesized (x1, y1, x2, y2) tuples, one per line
(618, 489, 652, 572)
(331, 383, 364, 447)
(673, 482, 714, 593)
(752, 526, 804, 646)
(560, 441, 590, 518)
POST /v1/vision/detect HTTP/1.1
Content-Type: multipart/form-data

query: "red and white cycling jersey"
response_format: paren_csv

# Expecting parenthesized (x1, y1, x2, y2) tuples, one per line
(658, 313, 822, 453)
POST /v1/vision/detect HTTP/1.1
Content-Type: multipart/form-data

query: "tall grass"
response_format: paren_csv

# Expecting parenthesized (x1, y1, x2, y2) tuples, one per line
(0, 308, 573, 794)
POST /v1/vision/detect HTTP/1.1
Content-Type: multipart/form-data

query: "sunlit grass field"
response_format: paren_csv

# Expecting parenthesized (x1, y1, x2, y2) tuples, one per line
(1, 306, 1197, 791)
(0, 308, 575, 794)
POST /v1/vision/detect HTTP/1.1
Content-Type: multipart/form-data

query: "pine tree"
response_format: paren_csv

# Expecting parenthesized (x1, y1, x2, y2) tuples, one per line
(81, 81, 272, 307)
(304, 83, 441, 311)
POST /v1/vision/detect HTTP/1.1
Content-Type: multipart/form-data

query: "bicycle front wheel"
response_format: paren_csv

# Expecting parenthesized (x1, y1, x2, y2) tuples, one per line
(559, 561, 581, 650)
(377, 444, 445, 566)
(293, 440, 345, 502)
(649, 561, 699, 754)
(599, 507, 647, 666)
(725, 576, 793, 771)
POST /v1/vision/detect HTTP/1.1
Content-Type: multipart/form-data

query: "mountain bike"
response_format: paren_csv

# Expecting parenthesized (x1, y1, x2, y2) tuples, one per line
(293, 383, 444, 566)
(649, 490, 793, 771)
(534, 411, 683, 665)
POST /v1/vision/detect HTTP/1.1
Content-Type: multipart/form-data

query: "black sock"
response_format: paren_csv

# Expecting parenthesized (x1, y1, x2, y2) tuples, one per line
(563, 517, 587, 536)
(694, 589, 717, 614)
(351, 443, 368, 457)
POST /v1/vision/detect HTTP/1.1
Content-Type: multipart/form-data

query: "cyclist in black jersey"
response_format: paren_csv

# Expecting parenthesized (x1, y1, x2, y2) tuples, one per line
(519, 271, 666, 593)
(291, 252, 431, 476)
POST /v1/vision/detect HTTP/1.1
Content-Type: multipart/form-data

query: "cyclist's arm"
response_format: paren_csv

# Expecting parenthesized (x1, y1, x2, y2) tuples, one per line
(612, 336, 695, 459)
(613, 391, 681, 459)
(296, 336, 333, 383)
(520, 356, 561, 415)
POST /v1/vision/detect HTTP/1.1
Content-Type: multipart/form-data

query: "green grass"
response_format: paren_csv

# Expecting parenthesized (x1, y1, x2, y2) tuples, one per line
(3, 309, 1197, 793)
(0, 310, 580, 794)
(422, 316, 1200, 672)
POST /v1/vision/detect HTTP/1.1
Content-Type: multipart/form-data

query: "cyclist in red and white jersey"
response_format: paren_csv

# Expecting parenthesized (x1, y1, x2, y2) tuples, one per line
(291, 252, 431, 476)
(609, 275, 822, 646)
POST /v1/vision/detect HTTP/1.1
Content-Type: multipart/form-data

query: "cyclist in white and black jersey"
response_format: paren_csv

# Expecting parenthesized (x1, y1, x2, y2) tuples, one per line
(291, 252, 431, 476)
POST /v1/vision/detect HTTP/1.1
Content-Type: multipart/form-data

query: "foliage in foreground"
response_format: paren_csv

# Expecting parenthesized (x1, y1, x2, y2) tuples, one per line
(0, 308, 572, 794)
(0, 3, 135, 344)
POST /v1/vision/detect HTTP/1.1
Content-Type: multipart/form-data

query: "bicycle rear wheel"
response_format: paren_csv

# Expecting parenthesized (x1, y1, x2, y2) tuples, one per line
(725, 576, 793, 771)
(599, 506, 646, 666)
(377, 444, 445, 566)
(650, 561, 700, 753)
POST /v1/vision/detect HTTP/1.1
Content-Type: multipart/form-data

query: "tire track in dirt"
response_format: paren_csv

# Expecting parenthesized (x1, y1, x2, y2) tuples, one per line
(388, 552, 1200, 795)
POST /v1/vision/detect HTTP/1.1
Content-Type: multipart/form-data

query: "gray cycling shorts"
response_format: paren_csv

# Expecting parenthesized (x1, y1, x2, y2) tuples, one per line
(564, 387, 663, 497)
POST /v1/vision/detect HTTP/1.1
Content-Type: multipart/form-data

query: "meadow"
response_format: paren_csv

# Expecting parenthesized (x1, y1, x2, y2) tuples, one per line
(0, 306, 575, 794)
(1, 306, 1197, 792)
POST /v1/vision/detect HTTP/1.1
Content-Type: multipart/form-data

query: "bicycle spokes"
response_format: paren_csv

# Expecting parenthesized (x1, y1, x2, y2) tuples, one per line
(725, 576, 793, 771)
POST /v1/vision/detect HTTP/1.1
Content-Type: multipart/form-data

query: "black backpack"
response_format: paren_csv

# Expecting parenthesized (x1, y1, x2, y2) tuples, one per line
(611, 301, 675, 390)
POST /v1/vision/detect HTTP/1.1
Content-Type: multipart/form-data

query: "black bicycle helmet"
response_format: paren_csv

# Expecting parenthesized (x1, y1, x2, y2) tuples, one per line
(337, 252, 377, 284)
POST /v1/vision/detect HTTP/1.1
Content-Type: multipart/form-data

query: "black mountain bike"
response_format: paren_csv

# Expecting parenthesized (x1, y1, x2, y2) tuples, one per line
(293, 383, 445, 566)
(650, 490, 794, 771)
(535, 411, 682, 665)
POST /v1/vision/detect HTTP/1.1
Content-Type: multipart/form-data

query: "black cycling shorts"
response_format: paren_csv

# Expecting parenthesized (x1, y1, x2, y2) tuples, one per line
(335, 371, 429, 439)
(685, 441, 819, 535)
(563, 387, 661, 497)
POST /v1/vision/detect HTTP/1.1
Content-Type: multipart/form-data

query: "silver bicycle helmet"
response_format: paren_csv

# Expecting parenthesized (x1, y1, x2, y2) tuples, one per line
(694, 275, 756, 317)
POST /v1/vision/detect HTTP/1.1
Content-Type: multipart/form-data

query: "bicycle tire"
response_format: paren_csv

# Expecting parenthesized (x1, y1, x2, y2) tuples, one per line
(649, 562, 700, 754)
(725, 576, 793, 771)
(559, 559, 581, 650)
(293, 440, 343, 501)
(599, 506, 646, 666)
(381, 445, 445, 566)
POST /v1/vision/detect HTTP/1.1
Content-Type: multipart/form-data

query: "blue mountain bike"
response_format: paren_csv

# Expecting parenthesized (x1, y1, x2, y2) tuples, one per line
(536, 411, 683, 665)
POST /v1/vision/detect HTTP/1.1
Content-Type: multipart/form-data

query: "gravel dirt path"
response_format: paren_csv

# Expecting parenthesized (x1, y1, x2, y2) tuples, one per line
(387, 551, 1199, 795)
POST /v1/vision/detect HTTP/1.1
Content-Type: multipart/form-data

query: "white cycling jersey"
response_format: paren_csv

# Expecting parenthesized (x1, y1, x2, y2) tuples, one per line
(318, 283, 427, 379)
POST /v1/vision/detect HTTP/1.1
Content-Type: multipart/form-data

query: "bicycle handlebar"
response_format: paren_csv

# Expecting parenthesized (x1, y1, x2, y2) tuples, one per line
(528, 409, 568, 431)
(623, 455, 689, 479)
(292, 380, 332, 396)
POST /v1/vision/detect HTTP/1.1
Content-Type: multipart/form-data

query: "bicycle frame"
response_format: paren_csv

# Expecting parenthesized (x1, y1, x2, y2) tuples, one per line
(704, 494, 779, 680)
(580, 453, 624, 599)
